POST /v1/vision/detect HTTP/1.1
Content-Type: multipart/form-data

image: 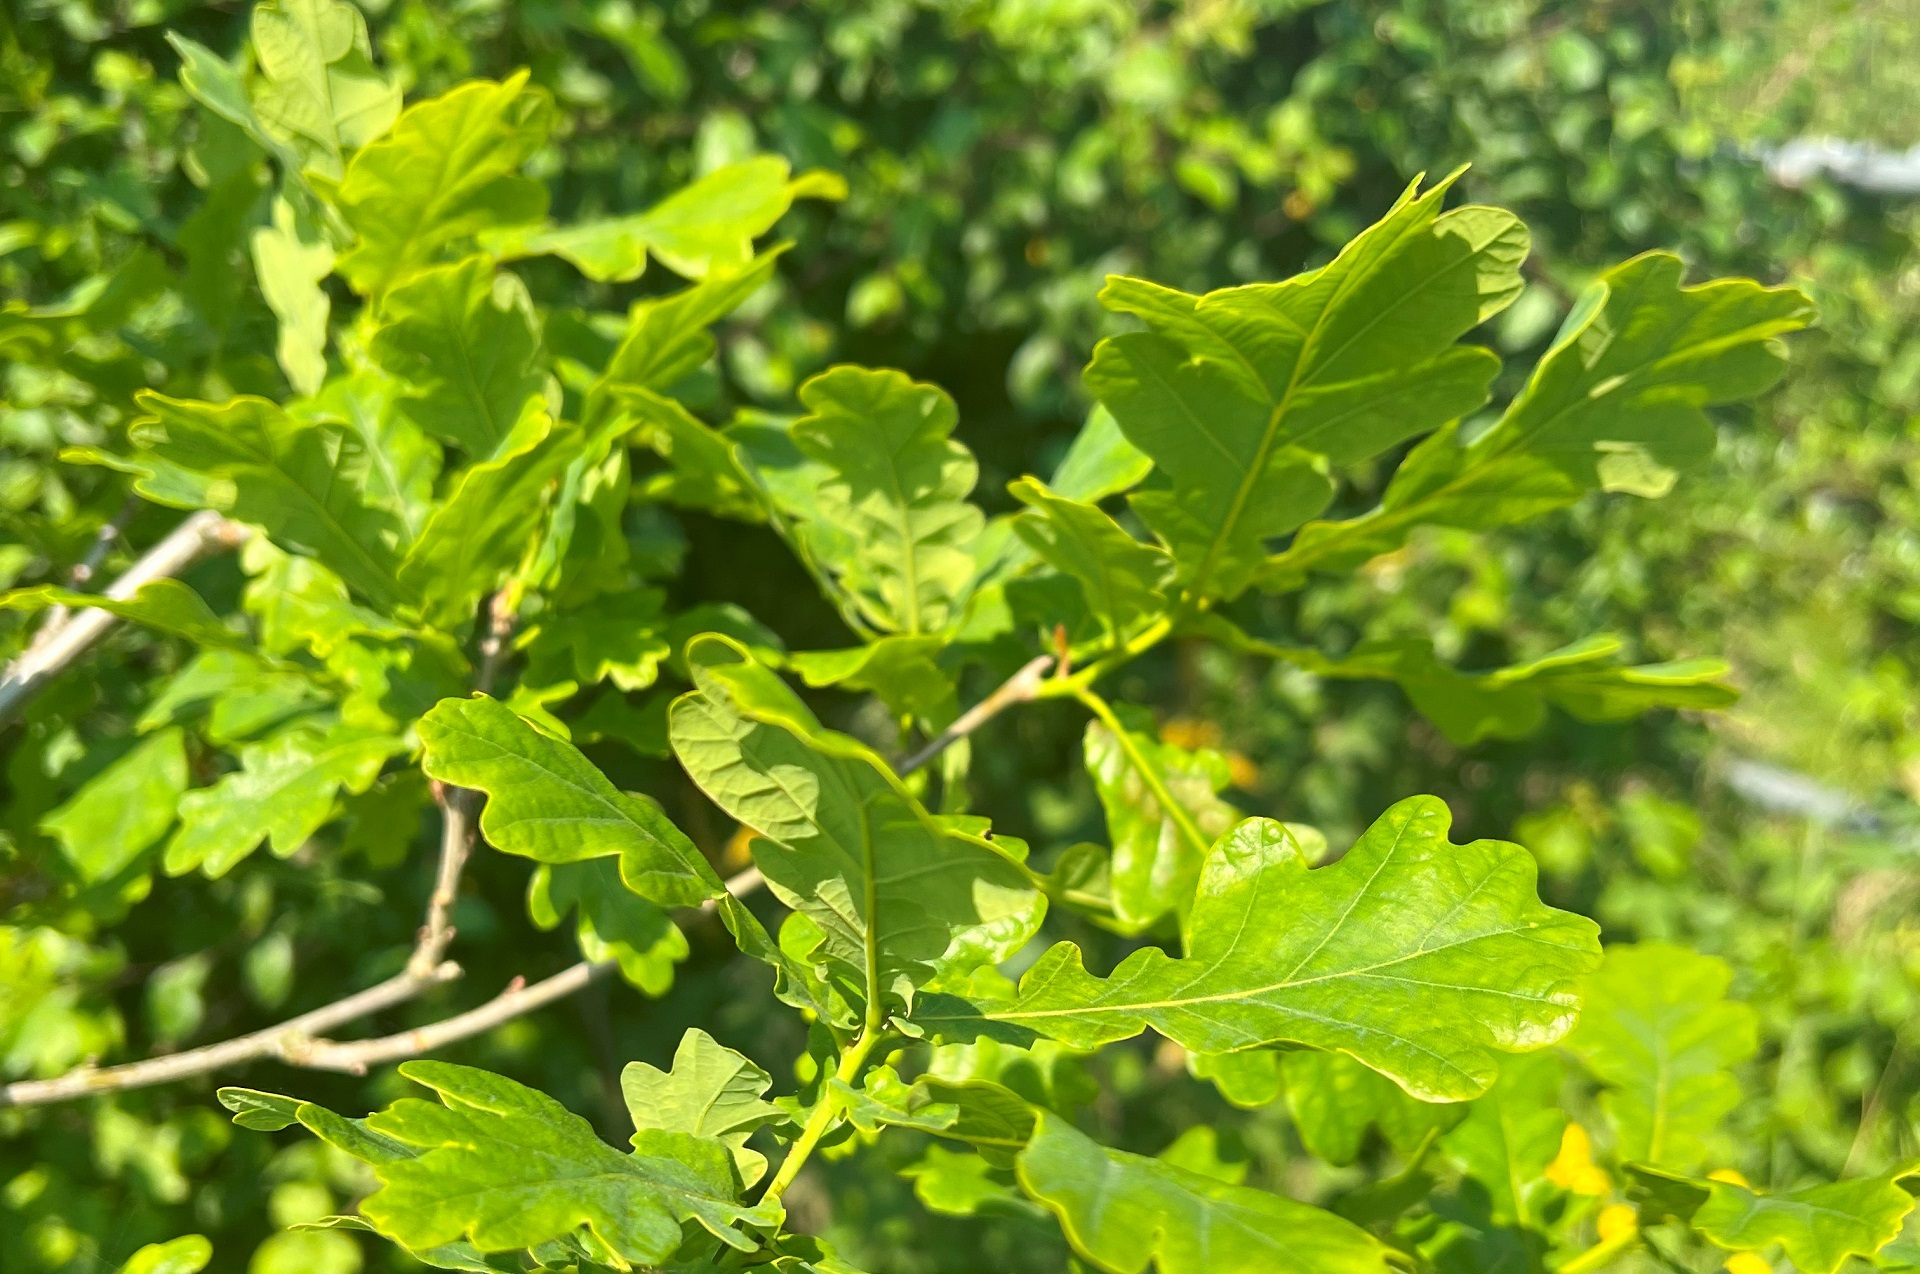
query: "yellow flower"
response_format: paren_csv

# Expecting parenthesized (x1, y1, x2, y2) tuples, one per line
(1708, 1168, 1752, 1188)
(1159, 717, 1221, 751)
(1596, 1203, 1637, 1242)
(1723, 1252, 1772, 1274)
(1545, 1124, 1613, 1195)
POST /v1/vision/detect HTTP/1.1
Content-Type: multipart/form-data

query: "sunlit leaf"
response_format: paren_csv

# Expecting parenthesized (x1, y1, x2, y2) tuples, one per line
(163, 722, 402, 877)
(669, 634, 1042, 1016)
(417, 692, 721, 906)
(622, 1028, 786, 1186)
(924, 802, 1600, 1101)
(1265, 253, 1816, 590)
(334, 74, 555, 294)
(1081, 718, 1242, 931)
(1087, 170, 1525, 601)
(352, 1062, 782, 1260)
(369, 255, 545, 458)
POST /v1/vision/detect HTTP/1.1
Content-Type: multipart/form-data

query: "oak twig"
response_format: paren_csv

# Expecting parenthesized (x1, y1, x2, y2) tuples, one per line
(0, 510, 246, 727)
(896, 654, 1053, 774)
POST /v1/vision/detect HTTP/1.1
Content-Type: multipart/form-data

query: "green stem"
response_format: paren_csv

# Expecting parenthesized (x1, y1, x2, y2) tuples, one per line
(1554, 1230, 1638, 1274)
(1036, 614, 1174, 700)
(760, 1027, 883, 1205)
(1071, 682, 1211, 861)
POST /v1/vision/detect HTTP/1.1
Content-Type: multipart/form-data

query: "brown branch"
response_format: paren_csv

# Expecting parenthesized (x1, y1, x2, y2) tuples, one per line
(0, 643, 1050, 1103)
(896, 654, 1053, 774)
(0, 511, 246, 726)
(293, 868, 765, 1074)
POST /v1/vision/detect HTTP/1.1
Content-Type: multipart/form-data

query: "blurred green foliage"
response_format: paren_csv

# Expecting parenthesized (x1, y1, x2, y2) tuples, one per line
(1, 0, 1917, 1271)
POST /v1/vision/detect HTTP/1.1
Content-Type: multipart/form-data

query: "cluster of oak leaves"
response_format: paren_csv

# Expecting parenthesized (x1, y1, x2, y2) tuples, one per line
(6, 3, 1916, 1273)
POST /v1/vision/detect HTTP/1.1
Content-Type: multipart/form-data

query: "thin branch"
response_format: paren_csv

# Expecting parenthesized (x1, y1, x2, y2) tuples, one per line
(0, 961, 462, 1107)
(896, 654, 1053, 774)
(0, 510, 246, 727)
(408, 591, 519, 978)
(290, 868, 765, 1075)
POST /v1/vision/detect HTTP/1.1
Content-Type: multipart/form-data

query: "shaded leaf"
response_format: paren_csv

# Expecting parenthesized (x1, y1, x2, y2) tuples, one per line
(1016, 1112, 1394, 1274)
(398, 404, 614, 626)
(1283, 1050, 1465, 1167)
(529, 858, 687, 995)
(1565, 942, 1758, 1169)
(1440, 1051, 1565, 1226)
(40, 729, 188, 883)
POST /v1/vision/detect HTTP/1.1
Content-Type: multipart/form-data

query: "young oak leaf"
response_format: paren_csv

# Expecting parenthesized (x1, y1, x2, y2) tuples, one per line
(772, 366, 986, 638)
(1082, 716, 1243, 932)
(368, 255, 545, 459)
(164, 722, 402, 878)
(1265, 253, 1816, 591)
(1085, 169, 1526, 602)
(1565, 942, 1758, 1170)
(417, 692, 722, 907)
(348, 1062, 781, 1262)
(1629, 1164, 1918, 1274)
(334, 73, 556, 295)
(247, 0, 401, 179)
(668, 634, 1043, 1017)
(622, 1028, 787, 1188)
(529, 858, 688, 995)
(920, 800, 1600, 1102)
(1009, 477, 1173, 650)
(485, 155, 840, 283)
(1017, 1112, 1396, 1274)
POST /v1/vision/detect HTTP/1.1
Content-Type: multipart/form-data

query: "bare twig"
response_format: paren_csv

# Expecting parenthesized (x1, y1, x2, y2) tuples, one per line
(0, 640, 1048, 1102)
(0, 510, 246, 726)
(0, 961, 462, 1107)
(896, 654, 1053, 775)
(290, 869, 764, 1075)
